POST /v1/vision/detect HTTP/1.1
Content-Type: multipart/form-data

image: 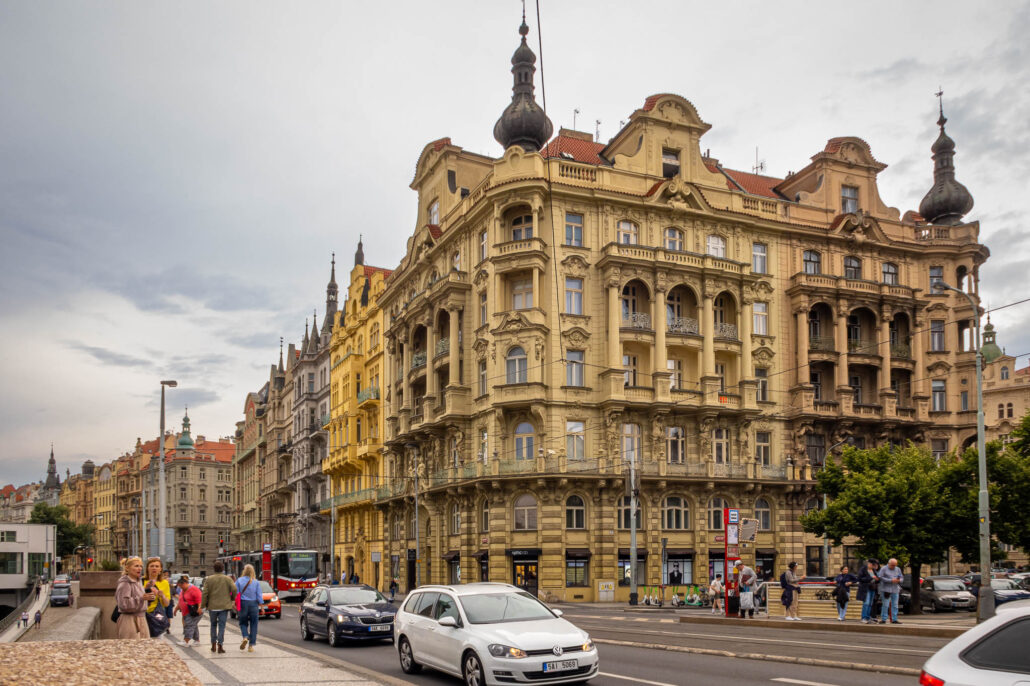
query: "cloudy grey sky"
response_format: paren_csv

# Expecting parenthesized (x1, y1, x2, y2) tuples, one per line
(2, 1, 1028, 486)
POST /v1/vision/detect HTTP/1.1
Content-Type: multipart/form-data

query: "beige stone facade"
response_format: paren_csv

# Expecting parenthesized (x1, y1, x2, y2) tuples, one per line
(369, 63, 989, 600)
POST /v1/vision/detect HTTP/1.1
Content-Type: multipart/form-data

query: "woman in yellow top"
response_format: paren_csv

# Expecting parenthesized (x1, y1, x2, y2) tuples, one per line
(143, 557, 170, 616)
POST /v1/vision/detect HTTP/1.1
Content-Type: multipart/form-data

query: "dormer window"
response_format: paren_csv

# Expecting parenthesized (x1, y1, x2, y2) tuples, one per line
(662, 148, 680, 178)
(841, 186, 859, 214)
(511, 214, 534, 241)
(428, 200, 440, 225)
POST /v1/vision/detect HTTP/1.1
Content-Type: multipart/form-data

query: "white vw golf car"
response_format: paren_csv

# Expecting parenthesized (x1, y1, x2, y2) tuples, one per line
(395, 583, 599, 686)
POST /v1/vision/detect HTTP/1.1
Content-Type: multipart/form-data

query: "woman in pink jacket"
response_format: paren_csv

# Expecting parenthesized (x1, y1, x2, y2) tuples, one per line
(115, 557, 154, 639)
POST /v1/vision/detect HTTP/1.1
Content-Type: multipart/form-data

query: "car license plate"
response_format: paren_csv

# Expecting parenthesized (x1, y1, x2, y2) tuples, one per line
(542, 660, 578, 673)
(370, 624, 390, 631)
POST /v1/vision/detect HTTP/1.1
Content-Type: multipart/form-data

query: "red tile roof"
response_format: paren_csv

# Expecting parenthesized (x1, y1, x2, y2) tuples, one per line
(704, 162, 783, 199)
(1, 484, 14, 497)
(364, 265, 393, 279)
(542, 135, 607, 165)
(426, 224, 442, 239)
(432, 137, 451, 152)
(642, 93, 680, 112)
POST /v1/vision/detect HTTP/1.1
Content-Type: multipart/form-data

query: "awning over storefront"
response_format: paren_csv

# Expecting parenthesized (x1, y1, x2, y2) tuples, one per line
(617, 548, 648, 559)
(564, 548, 592, 559)
(756, 549, 778, 555)
(472, 550, 490, 560)
(665, 548, 695, 556)
(506, 548, 541, 558)
(441, 550, 459, 561)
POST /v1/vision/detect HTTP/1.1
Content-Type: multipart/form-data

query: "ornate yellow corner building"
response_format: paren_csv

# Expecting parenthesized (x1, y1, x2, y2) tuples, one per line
(368, 19, 990, 600)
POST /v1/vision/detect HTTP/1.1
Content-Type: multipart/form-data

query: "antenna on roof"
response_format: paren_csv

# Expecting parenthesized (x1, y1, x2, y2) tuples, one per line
(573, 108, 580, 130)
(595, 119, 601, 142)
(752, 146, 766, 174)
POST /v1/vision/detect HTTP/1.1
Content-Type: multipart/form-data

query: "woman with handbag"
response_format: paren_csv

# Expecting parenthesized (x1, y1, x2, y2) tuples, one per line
(235, 564, 262, 652)
(176, 576, 203, 646)
(143, 557, 170, 637)
(115, 556, 154, 639)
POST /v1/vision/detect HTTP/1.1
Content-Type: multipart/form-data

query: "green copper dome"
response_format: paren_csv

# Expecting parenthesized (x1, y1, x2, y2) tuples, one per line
(176, 408, 195, 449)
(981, 321, 1003, 364)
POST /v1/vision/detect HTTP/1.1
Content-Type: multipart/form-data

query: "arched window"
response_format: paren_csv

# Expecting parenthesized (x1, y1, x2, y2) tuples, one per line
(755, 498, 771, 531)
(1001, 366, 1010, 380)
(618, 496, 642, 529)
(451, 504, 461, 535)
(1007, 403, 1014, 418)
(882, 262, 899, 285)
(803, 250, 821, 274)
(480, 500, 490, 532)
(617, 220, 638, 245)
(662, 496, 690, 530)
(505, 346, 528, 384)
(999, 404, 1005, 419)
(707, 234, 726, 258)
(664, 228, 684, 251)
(513, 494, 537, 530)
(511, 213, 533, 241)
(707, 496, 727, 530)
(514, 422, 535, 460)
(844, 256, 862, 280)
(565, 495, 585, 529)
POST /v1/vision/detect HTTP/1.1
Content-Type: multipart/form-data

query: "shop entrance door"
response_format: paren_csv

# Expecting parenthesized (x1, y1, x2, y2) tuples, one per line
(513, 560, 539, 597)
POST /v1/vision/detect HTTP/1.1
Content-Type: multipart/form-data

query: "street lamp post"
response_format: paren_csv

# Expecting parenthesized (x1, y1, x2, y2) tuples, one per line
(406, 442, 420, 588)
(159, 380, 178, 562)
(933, 281, 993, 621)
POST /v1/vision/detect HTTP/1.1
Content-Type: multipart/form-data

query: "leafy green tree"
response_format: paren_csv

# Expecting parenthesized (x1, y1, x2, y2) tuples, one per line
(800, 444, 965, 614)
(98, 559, 121, 571)
(28, 502, 94, 559)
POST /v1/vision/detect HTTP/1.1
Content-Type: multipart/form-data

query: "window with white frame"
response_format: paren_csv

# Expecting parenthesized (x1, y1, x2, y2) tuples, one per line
(708, 496, 727, 530)
(844, 256, 862, 280)
(565, 495, 585, 529)
(665, 228, 684, 251)
(756, 431, 771, 466)
(930, 320, 946, 351)
(478, 360, 487, 395)
(565, 213, 583, 247)
(429, 200, 440, 225)
(932, 379, 947, 411)
(882, 262, 898, 285)
(565, 277, 583, 314)
(566, 421, 585, 459)
(755, 367, 769, 402)
(623, 354, 639, 387)
(617, 496, 642, 529)
(803, 250, 821, 274)
(662, 496, 689, 530)
(753, 302, 768, 335)
(514, 422, 535, 460)
(752, 242, 767, 273)
(566, 350, 584, 386)
(841, 185, 859, 213)
(451, 504, 461, 534)
(713, 428, 729, 463)
(931, 438, 949, 461)
(511, 213, 533, 241)
(706, 234, 726, 257)
(667, 358, 682, 390)
(666, 426, 685, 464)
(505, 346, 528, 384)
(622, 423, 640, 464)
(754, 497, 771, 530)
(929, 265, 943, 290)
(617, 220, 638, 244)
(452, 251, 461, 271)
(479, 292, 488, 326)
(513, 494, 537, 530)
(512, 278, 533, 310)
(479, 230, 488, 262)
(1001, 366, 1010, 380)
(714, 363, 726, 391)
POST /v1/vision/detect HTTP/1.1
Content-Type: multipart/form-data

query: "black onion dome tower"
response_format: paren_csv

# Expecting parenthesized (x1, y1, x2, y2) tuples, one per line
(493, 16, 553, 152)
(918, 99, 974, 225)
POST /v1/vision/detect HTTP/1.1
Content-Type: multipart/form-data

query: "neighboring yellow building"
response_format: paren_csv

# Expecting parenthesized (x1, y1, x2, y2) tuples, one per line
(324, 244, 392, 588)
(93, 461, 116, 565)
(374, 18, 990, 600)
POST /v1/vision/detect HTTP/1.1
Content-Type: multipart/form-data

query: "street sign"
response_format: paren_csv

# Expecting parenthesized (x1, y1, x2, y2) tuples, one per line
(262, 543, 272, 552)
(728, 509, 739, 524)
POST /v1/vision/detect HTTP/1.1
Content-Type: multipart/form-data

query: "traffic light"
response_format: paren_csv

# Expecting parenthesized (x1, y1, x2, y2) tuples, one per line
(87, 557, 94, 565)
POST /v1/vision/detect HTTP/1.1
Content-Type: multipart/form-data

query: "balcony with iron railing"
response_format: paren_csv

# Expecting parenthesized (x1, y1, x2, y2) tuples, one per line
(411, 351, 427, 369)
(809, 336, 836, 352)
(890, 343, 911, 359)
(357, 386, 380, 405)
(622, 312, 652, 330)
(714, 322, 738, 339)
(435, 338, 450, 357)
(848, 338, 879, 355)
(667, 316, 699, 335)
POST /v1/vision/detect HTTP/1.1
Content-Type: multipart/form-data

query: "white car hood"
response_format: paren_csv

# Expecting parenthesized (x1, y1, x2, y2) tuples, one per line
(481, 618, 586, 649)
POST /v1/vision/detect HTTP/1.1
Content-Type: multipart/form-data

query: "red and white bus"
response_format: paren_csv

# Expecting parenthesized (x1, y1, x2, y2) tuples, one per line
(218, 548, 319, 599)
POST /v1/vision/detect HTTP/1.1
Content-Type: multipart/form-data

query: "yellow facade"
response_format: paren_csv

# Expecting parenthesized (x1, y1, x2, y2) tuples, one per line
(93, 462, 116, 565)
(324, 250, 391, 588)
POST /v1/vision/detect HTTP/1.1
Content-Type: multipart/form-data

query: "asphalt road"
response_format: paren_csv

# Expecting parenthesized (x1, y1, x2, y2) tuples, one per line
(244, 603, 921, 686)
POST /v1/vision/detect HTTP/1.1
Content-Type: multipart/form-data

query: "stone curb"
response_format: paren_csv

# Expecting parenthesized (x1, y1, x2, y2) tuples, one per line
(678, 614, 967, 638)
(592, 638, 922, 677)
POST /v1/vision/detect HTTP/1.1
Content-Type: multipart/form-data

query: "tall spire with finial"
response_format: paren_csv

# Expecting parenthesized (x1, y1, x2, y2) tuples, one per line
(324, 253, 338, 335)
(308, 309, 320, 353)
(176, 406, 195, 450)
(354, 235, 365, 267)
(278, 336, 285, 373)
(44, 443, 59, 489)
(493, 7, 553, 152)
(918, 89, 974, 225)
(302, 318, 309, 350)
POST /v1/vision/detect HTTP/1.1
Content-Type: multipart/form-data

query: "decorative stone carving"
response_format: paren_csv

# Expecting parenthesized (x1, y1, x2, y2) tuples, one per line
(560, 254, 590, 278)
(473, 269, 489, 286)
(563, 327, 590, 348)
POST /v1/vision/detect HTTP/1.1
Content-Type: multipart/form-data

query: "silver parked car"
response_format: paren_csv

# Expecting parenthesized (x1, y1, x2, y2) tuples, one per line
(920, 600, 1030, 685)
(920, 576, 977, 612)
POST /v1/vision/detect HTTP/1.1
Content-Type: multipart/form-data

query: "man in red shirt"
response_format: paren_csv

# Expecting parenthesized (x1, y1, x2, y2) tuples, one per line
(176, 576, 203, 646)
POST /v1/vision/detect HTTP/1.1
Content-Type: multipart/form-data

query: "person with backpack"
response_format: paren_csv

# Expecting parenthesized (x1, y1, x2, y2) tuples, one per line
(857, 558, 880, 624)
(235, 564, 262, 652)
(780, 561, 804, 620)
(201, 560, 236, 654)
(834, 565, 858, 621)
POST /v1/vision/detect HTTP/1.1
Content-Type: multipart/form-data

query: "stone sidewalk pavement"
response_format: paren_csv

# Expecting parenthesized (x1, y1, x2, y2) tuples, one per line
(166, 614, 388, 686)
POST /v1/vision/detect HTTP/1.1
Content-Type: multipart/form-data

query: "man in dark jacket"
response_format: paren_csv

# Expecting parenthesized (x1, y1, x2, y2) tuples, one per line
(857, 559, 879, 624)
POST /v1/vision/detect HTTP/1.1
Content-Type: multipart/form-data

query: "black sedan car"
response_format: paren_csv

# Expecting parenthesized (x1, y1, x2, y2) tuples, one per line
(50, 585, 72, 606)
(299, 584, 395, 647)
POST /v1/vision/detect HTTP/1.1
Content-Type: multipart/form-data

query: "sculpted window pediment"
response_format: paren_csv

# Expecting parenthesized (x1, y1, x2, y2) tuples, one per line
(831, 210, 890, 246)
(927, 361, 952, 375)
(560, 254, 590, 278)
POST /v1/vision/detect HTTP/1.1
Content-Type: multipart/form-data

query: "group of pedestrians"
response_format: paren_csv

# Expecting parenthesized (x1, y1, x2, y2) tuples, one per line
(18, 610, 41, 629)
(112, 557, 264, 652)
(776, 557, 906, 623)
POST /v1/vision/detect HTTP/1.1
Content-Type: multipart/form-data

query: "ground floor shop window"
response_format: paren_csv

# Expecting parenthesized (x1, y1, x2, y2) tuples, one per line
(663, 556, 693, 585)
(566, 558, 588, 587)
(708, 552, 725, 582)
(449, 559, 461, 584)
(0, 552, 23, 574)
(479, 556, 489, 582)
(618, 553, 647, 586)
